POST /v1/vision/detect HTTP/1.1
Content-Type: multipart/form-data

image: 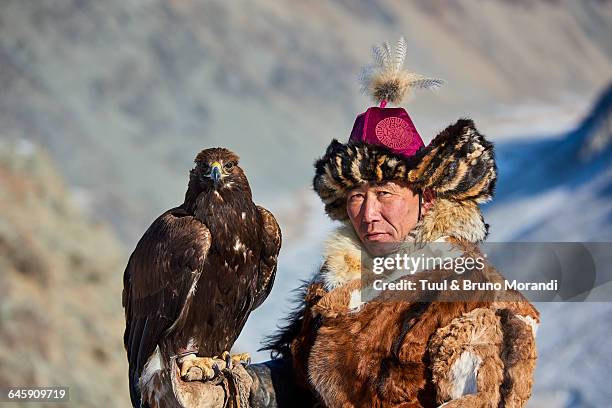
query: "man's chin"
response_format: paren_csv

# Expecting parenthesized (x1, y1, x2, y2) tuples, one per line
(363, 236, 399, 256)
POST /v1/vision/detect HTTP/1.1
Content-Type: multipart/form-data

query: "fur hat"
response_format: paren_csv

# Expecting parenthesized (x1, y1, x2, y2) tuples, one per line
(313, 38, 497, 221)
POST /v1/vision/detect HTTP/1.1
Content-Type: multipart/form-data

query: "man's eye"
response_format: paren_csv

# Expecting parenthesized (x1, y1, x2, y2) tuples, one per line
(349, 193, 364, 201)
(377, 191, 392, 197)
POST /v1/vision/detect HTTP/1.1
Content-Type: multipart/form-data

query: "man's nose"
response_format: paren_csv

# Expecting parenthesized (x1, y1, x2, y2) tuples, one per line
(361, 195, 381, 224)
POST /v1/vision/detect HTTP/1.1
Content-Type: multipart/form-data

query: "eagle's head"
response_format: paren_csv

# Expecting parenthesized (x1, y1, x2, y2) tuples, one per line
(186, 148, 252, 202)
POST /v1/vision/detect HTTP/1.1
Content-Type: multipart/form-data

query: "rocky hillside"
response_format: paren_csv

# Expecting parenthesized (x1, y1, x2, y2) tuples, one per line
(0, 140, 129, 407)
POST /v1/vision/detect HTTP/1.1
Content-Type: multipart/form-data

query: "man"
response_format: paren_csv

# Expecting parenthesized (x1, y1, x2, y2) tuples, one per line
(259, 118, 539, 408)
(257, 38, 539, 407)
(167, 38, 539, 408)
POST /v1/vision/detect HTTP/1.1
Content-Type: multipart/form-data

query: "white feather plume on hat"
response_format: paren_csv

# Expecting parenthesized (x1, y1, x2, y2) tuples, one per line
(359, 37, 445, 106)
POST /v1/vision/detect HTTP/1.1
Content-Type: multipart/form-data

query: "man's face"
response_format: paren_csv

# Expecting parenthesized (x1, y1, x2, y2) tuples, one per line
(346, 181, 420, 256)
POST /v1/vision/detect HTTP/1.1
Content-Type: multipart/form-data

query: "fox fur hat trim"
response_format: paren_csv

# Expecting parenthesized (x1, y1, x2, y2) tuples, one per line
(313, 118, 497, 221)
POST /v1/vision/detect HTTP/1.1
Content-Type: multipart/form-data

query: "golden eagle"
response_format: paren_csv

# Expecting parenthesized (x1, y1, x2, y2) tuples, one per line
(122, 148, 281, 407)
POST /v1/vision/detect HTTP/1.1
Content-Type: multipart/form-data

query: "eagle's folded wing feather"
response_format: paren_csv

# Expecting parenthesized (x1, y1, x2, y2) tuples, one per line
(253, 206, 282, 309)
(122, 207, 211, 402)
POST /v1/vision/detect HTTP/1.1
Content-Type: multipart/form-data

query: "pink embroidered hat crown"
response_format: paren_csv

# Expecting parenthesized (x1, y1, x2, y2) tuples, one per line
(349, 106, 424, 158)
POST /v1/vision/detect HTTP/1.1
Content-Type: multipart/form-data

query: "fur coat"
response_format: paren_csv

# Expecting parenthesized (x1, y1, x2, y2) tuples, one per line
(264, 197, 539, 408)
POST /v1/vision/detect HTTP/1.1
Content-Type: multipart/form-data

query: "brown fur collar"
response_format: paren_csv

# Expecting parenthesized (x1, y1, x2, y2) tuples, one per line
(260, 195, 538, 408)
(318, 197, 488, 291)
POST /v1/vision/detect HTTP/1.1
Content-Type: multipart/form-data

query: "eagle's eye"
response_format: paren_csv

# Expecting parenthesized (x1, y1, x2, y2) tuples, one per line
(224, 161, 236, 172)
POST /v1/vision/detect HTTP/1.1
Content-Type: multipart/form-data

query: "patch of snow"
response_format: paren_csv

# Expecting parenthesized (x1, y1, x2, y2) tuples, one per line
(14, 138, 36, 157)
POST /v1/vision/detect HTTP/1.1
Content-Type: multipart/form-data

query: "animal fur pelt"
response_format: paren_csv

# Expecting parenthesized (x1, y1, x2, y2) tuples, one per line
(313, 118, 496, 221)
(264, 228, 538, 407)
(263, 200, 538, 408)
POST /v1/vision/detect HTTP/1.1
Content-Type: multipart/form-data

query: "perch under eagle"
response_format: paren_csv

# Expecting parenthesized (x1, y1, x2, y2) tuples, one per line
(122, 148, 281, 407)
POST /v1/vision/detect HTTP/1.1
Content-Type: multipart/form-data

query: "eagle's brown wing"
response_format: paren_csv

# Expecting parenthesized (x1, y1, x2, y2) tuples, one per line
(122, 207, 211, 406)
(253, 205, 282, 309)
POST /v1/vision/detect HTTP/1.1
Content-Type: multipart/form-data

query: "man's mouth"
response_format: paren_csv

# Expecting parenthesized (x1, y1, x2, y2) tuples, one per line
(364, 232, 389, 241)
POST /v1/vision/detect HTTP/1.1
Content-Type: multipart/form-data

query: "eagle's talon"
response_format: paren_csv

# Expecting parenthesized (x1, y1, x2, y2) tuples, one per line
(231, 352, 251, 367)
(183, 366, 204, 382)
(212, 362, 223, 377)
(214, 351, 250, 370)
(179, 355, 219, 382)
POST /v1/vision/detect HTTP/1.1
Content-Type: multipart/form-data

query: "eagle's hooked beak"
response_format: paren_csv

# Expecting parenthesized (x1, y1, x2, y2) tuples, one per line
(209, 161, 222, 185)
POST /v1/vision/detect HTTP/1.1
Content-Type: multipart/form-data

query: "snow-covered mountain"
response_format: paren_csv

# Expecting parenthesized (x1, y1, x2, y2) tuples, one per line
(487, 83, 612, 242)
(489, 84, 612, 408)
